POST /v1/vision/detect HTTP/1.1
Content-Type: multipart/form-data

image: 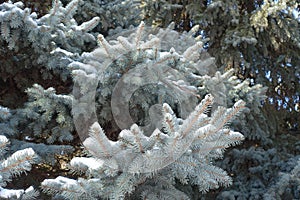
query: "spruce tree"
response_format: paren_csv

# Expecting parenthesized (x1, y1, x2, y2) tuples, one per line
(0, 0, 299, 199)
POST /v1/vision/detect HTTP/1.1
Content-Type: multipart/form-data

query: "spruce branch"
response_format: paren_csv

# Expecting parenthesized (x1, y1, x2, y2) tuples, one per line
(78, 17, 100, 32)
(47, 94, 245, 199)
(0, 136, 39, 199)
(64, 0, 79, 20)
(0, 135, 9, 157)
(83, 122, 119, 159)
(135, 21, 145, 47)
(0, 148, 37, 180)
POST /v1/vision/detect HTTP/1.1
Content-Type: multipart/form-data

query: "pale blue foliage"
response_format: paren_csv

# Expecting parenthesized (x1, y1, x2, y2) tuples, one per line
(10, 139, 74, 165)
(0, 106, 11, 120)
(3, 84, 74, 144)
(196, 69, 269, 142)
(71, 22, 205, 136)
(0, 106, 15, 137)
(215, 147, 300, 200)
(42, 176, 103, 200)
(0, 85, 75, 165)
(42, 95, 246, 199)
(62, 0, 141, 32)
(1, 1, 296, 199)
(0, 0, 99, 80)
(0, 135, 39, 200)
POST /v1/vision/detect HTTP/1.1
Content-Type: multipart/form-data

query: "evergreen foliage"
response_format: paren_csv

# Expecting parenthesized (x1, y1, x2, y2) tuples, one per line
(61, 0, 141, 33)
(42, 95, 246, 199)
(48, 20, 266, 199)
(0, 0, 298, 199)
(71, 21, 267, 141)
(0, 135, 39, 199)
(138, 0, 300, 132)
